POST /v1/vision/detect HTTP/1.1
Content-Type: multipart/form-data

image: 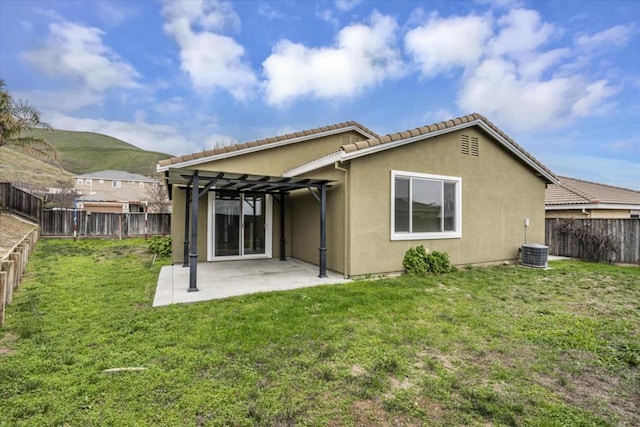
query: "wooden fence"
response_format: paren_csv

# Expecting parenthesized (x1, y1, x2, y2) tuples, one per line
(1, 228, 39, 326)
(545, 218, 640, 264)
(40, 210, 170, 238)
(0, 182, 43, 224)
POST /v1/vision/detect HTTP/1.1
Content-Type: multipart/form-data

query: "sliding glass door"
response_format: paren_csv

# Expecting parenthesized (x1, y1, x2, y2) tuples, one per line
(211, 191, 270, 259)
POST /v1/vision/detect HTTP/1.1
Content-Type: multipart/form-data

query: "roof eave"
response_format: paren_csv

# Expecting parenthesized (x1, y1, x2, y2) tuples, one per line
(157, 125, 377, 173)
(285, 119, 559, 185)
(546, 203, 640, 210)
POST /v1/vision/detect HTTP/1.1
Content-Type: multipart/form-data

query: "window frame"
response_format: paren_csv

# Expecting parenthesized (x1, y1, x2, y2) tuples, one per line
(77, 178, 83, 185)
(390, 170, 462, 241)
(112, 180, 122, 188)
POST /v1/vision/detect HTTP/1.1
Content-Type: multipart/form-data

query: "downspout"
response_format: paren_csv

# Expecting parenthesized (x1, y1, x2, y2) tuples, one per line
(334, 162, 349, 278)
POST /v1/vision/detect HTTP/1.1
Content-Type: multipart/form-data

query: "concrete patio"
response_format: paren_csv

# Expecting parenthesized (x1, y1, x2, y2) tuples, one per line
(153, 258, 351, 306)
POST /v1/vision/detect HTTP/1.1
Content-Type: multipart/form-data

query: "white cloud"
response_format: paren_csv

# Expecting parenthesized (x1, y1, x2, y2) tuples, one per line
(405, 13, 493, 76)
(577, 24, 635, 50)
(516, 48, 569, 80)
(22, 21, 140, 91)
(262, 12, 404, 106)
(488, 8, 556, 58)
(570, 80, 618, 117)
(14, 89, 103, 114)
(403, 7, 622, 132)
(96, 1, 135, 26)
(162, 0, 256, 100)
(257, 2, 284, 20)
(335, 0, 362, 12)
(458, 58, 575, 131)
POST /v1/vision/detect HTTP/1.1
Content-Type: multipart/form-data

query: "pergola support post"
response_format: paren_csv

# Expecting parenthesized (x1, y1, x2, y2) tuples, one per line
(279, 192, 286, 261)
(188, 174, 199, 292)
(319, 184, 327, 278)
(182, 187, 190, 267)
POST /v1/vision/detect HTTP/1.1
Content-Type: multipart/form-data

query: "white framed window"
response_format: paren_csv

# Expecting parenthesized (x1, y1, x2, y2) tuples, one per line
(112, 180, 122, 188)
(85, 179, 92, 185)
(391, 170, 462, 240)
(99, 179, 105, 184)
(139, 182, 145, 188)
(77, 178, 83, 185)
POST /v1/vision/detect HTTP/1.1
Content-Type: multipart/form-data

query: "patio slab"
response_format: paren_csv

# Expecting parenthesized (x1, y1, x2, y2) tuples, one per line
(153, 258, 351, 306)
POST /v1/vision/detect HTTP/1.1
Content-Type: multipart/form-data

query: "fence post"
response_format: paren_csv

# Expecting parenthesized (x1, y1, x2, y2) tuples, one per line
(0, 271, 6, 326)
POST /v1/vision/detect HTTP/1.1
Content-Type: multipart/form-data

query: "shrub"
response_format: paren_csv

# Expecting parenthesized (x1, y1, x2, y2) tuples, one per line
(403, 245, 429, 275)
(148, 236, 171, 257)
(403, 245, 455, 276)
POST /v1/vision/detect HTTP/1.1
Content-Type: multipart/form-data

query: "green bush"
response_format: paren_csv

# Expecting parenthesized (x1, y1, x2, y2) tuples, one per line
(148, 236, 171, 257)
(403, 245, 430, 275)
(403, 245, 455, 275)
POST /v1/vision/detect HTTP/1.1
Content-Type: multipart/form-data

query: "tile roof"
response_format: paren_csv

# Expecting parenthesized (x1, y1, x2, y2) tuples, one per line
(546, 176, 640, 206)
(157, 120, 378, 168)
(75, 170, 154, 181)
(339, 113, 556, 180)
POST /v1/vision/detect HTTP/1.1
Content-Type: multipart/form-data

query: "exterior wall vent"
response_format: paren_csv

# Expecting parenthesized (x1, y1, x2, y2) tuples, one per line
(521, 243, 548, 268)
(461, 135, 470, 155)
(470, 136, 479, 156)
(461, 135, 479, 157)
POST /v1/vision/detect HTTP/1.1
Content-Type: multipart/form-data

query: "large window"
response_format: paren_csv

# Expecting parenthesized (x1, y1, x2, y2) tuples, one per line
(391, 170, 461, 240)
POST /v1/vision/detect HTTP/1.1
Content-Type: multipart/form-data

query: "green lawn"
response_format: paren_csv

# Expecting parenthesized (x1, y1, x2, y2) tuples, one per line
(1, 239, 638, 426)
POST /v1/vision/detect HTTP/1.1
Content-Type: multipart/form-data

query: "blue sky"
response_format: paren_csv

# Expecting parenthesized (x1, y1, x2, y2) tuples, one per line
(1, 0, 638, 189)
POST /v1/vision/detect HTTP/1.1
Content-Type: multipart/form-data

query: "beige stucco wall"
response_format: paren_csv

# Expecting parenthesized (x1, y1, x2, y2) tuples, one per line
(546, 209, 632, 219)
(347, 127, 548, 276)
(168, 131, 363, 263)
(289, 167, 346, 274)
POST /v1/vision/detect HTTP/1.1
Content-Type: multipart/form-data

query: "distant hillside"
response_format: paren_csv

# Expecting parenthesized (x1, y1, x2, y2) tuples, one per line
(0, 146, 73, 188)
(24, 129, 172, 176)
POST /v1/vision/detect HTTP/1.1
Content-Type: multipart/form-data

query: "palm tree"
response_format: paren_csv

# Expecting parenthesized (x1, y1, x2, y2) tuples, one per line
(0, 79, 59, 164)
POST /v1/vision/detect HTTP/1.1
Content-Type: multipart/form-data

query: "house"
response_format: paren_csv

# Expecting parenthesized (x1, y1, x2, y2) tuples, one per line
(73, 170, 160, 213)
(157, 113, 558, 287)
(546, 176, 640, 219)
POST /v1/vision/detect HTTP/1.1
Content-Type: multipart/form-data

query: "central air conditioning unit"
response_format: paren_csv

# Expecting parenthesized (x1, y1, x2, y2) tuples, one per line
(521, 243, 548, 268)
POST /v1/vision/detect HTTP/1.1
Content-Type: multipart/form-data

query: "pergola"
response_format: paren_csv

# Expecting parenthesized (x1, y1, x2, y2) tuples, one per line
(165, 168, 331, 292)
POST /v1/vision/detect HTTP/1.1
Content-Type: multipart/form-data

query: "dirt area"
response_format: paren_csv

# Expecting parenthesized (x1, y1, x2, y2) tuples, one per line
(0, 214, 37, 258)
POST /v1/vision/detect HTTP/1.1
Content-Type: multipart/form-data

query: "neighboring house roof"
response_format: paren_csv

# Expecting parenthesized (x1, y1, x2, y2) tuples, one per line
(78, 188, 150, 203)
(284, 113, 558, 184)
(75, 170, 155, 182)
(157, 121, 379, 171)
(546, 176, 640, 209)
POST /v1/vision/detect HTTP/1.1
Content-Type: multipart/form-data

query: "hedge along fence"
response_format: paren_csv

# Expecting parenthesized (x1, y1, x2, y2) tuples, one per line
(40, 210, 170, 238)
(1, 227, 39, 326)
(545, 218, 640, 264)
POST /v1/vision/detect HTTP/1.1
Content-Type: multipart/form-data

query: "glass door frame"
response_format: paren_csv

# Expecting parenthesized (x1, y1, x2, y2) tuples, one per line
(207, 191, 273, 261)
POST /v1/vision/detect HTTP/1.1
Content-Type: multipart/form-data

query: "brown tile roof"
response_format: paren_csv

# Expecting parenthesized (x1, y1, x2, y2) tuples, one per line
(157, 121, 378, 168)
(339, 113, 556, 180)
(546, 176, 640, 206)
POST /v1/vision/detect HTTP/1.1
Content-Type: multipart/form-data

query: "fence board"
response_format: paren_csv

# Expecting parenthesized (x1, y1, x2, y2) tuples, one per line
(0, 182, 42, 223)
(40, 210, 170, 238)
(546, 218, 640, 264)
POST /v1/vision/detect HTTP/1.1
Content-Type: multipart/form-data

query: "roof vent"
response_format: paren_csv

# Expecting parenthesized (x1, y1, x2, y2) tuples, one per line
(521, 243, 548, 268)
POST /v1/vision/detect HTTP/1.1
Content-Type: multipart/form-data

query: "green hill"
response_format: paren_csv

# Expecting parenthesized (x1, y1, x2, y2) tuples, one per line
(24, 129, 172, 176)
